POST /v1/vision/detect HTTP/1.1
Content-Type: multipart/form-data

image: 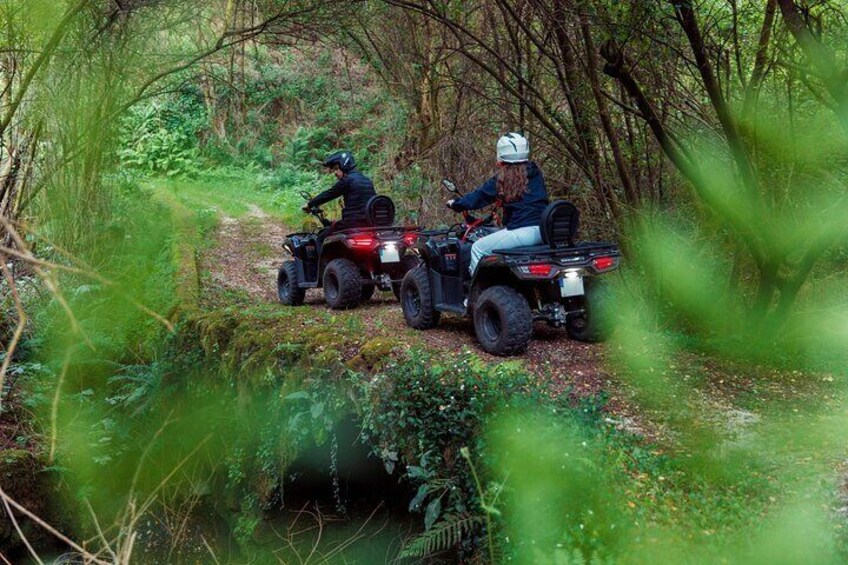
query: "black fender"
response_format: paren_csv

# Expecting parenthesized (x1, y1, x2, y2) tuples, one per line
(471, 261, 536, 308)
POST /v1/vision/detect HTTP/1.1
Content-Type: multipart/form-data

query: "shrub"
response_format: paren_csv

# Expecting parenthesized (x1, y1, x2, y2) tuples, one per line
(118, 92, 206, 177)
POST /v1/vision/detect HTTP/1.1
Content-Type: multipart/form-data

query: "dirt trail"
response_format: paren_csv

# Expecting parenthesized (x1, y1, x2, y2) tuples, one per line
(203, 208, 652, 436)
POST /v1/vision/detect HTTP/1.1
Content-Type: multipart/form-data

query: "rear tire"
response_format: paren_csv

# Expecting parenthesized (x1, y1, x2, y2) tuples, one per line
(473, 286, 532, 356)
(567, 279, 613, 342)
(401, 265, 441, 329)
(323, 258, 362, 310)
(278, 260, 305, 306)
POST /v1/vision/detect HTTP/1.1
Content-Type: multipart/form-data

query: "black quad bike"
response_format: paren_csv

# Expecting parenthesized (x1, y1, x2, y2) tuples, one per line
(399, 180, 621, 356)
(277, 192, 420, 309)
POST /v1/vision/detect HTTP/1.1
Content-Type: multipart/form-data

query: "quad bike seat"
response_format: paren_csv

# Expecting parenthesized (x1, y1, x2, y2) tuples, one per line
(330, 195, 398, 235)
(492, 200, 579, 255)
(366, 195, 396, 227)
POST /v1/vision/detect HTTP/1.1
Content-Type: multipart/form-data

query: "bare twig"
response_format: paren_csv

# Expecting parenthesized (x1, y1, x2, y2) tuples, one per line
(0, 0, 91, 138)
(84, 498, 120, 563)
(127, 433, 214, 539)
(0, 256, 26, 411)
(48, 350, 73, 464)
(0, 486, 111, 565)
(0, 215, 89, 343)
(201, 535, 221, 565)
(0, 225, 174, 333)
(0, 493, 44, 565)
(319, 502, 385, 562)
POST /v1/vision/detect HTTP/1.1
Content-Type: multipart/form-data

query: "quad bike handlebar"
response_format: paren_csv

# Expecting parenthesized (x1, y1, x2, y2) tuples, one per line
(300, 191, 332, 227)
(458, 209, 498, 242)
(441, 178, 501, 241)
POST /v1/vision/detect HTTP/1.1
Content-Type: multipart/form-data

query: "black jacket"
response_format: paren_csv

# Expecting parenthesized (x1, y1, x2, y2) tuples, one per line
(309, 170, 376, 222)
(451, 162, 549, 230)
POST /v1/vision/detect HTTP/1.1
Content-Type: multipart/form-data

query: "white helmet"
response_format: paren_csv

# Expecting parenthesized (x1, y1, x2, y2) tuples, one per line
(496, 132, 530, 163)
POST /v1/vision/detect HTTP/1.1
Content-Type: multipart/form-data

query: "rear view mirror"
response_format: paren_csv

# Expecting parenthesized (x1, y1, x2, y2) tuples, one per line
(441, 179, 458, 193)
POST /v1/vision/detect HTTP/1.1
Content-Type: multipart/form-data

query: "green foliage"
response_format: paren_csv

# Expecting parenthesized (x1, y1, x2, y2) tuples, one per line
(10, 6, 848, 562)
(399, 513, 483, 559)
(355, 351, 549, 553)
(284, 126, 336, 167)
(118, 93, 206, 177)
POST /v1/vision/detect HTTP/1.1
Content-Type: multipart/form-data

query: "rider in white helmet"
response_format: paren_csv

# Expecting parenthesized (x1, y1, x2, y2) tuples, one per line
(447, 133, 550, 274)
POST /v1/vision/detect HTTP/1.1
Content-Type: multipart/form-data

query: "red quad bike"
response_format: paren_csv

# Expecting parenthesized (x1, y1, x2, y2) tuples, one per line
(399, 180, 621, 356)
(277, 191, 420, 309)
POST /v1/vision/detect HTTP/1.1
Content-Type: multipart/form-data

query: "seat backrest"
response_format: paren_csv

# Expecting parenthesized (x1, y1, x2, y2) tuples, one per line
(539, 200, 579, 248)
(366, 195, 396, 227)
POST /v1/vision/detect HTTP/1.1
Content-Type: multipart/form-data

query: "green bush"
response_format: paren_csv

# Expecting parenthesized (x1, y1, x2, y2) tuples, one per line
(118, 92, 205, 177)
(283, 126, 336, 168)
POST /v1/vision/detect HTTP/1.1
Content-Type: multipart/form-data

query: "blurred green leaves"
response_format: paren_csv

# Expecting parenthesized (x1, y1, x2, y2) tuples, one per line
(489, 411, 624, 564)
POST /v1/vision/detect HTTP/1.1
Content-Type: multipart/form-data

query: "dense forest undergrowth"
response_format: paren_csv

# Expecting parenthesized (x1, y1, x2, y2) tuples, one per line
(3, 1, 848, 563)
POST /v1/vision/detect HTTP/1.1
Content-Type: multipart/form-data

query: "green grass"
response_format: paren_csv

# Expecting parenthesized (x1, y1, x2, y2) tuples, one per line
(146, 167, 326, 225)
(147, 175, 278, 219)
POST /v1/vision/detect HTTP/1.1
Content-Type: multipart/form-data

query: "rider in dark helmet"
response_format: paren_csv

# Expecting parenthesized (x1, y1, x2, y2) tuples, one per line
(305, 150, 377, 243)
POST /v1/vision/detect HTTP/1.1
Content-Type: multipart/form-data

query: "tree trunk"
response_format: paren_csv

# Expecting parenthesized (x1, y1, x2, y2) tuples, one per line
(550, 0, 619, 220)
(741, 0, 778, 123)
(777, 0, 848, 133)
(578, 10, 637, 206)
(671, 1, 759, 201)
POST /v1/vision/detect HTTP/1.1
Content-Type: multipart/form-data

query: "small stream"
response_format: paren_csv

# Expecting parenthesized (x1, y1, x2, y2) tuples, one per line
(126, 415, 424, 564)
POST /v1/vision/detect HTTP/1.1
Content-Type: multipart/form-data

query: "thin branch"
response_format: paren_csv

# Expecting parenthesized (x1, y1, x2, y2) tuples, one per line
(49, 351, 73, 464)
(0, 486, 111, 565)
(0, 257, 26, 412)
(0, 0, 91, 138)
(0, 489, 43, 565)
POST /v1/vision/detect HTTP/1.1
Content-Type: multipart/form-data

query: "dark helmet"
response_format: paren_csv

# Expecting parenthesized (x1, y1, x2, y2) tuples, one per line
(322, 150, 356, 173)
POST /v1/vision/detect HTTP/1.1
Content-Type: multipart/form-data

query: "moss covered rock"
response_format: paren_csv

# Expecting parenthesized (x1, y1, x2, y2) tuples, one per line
(347, 337, 400, 371)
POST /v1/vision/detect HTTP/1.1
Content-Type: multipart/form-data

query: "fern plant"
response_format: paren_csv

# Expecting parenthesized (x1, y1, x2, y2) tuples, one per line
(399, 513, 483, 560)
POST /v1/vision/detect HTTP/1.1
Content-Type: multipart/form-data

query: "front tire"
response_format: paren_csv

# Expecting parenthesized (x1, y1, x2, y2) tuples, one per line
(278, 260, 305, 306)
(392, 255, 422, 300)
(401, 265, 441, 329)
(323, 258, 362, 310)
(473, 286, 532, 356)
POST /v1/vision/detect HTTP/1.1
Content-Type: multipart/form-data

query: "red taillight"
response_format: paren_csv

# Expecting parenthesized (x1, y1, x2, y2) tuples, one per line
(403, 232, 417, 246)
(518, 263, 553, 277)
(593, 256, 616, 271)
(346, 235, 377, 249)
(529, 264, 552, 276)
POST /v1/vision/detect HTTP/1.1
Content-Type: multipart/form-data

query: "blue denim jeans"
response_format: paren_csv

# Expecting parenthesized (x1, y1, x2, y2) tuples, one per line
(469, 226, 542, 274)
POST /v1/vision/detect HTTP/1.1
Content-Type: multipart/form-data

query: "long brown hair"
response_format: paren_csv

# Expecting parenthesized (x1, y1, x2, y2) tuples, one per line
(496, 162, 529, 203)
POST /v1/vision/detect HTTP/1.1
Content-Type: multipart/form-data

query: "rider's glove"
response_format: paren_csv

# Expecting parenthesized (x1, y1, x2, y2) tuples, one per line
(302, 205, 312, 213)
(446, 199, 456, 210)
